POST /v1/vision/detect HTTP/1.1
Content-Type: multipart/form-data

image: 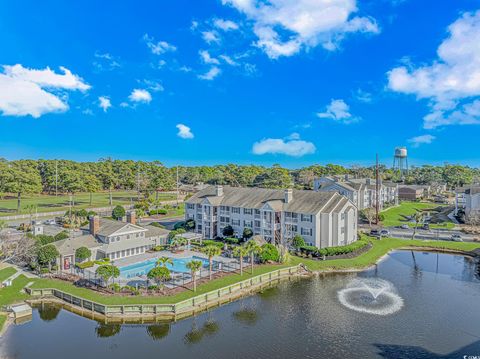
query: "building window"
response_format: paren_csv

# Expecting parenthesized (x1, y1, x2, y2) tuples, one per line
(341, 213, 345, 220)
(232, 219, 240, 226)
(301, 214, 313, 222)
(301, 228, 312, 236)
(187, 203, 195, 210)
(244, 220, 253, 228)
(341, 227, 345, 234)
(254, 220, 261, 228)
(127, 235, 130, 239)
(232, 207, 240, 214)
(243, 208, 253, 215)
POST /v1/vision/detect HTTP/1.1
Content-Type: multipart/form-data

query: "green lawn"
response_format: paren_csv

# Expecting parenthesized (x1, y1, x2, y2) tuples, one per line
(0, 191, 177, 217)
(3, 237, 479, 307)
(0, 314, 6, 332)
(291, 237, 480, 271)
(0, 267, 17, 282)
(380, 201, 453, 228)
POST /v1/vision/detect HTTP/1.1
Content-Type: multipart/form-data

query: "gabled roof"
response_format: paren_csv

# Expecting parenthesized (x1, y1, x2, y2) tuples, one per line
(186, 185, 346, 214)
(96, 218, 147, 237)
(54, 234, 101, 256)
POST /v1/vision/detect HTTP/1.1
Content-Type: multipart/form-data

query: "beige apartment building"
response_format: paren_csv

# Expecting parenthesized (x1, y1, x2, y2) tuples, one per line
(185, 185, 358, 248)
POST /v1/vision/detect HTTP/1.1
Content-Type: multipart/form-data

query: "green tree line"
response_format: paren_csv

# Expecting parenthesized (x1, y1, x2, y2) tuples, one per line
(1, 158, 479, 210)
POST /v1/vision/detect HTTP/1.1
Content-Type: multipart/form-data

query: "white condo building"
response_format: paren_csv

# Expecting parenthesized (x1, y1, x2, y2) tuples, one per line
(185, 185, 358, 248)
(313, 176, 398, 210)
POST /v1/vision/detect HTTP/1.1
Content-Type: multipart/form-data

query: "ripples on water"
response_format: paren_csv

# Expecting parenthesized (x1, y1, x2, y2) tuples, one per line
(1, 250, 480, 359)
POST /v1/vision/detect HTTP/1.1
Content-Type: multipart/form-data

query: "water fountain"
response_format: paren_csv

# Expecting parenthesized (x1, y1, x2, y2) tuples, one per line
(337, 278, 404, 315)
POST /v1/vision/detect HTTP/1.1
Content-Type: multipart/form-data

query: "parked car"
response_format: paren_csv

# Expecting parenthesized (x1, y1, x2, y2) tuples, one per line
(45, 219, 56, 225)
(398, 224, 409, 230)
(422, 224, 430, 230)
(451, 234, 463, 242)
(380, 229, 390, 236)
(370, 229, 380, 237)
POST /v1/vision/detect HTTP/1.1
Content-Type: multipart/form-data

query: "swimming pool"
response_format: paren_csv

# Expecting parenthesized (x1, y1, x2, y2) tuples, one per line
(118, 256, 210, 278)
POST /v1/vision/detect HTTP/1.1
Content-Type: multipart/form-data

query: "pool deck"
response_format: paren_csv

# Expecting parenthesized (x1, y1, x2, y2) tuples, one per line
(111, 250, 237, 269)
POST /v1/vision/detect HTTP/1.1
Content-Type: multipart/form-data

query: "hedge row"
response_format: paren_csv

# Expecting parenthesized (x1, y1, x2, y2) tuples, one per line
(299, 239, 369, 257)
(149, 209, 168, 215)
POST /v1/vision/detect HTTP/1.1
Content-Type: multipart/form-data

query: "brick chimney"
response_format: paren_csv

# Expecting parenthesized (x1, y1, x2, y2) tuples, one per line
(284, 188, 293, 203)
(215, 185, 223, 197)
(126, 211, 136, 225)
(89, 215, 100, 236)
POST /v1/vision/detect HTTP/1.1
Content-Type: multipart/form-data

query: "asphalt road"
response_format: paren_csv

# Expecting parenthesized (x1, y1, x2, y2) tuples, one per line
(378, 227, 475, 242)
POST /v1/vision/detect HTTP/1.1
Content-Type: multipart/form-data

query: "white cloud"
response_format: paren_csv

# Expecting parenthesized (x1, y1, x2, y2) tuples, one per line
(98, 96, 111, 112)
(0, 64, 90, 118)
(214, 18, 239, 31)
(202, 31, 220, 44)
(221, 0, 379, 58)
(176, 123, 194, 139)
(198, 67, 221, 80)
(93, 52, 121, 71)
(355, 89, 373, 103)
(142, 34, 176, 55)
(408, 134, 436, 147)
(142, 79, 164, 92)
(388, 10, 480, 129)
(317, 99, 358, 124)
(199, 50, 220, 65)
(219, 54, 239, 66)
(252, 134, 316, 157)
(128, 89, 152, 103)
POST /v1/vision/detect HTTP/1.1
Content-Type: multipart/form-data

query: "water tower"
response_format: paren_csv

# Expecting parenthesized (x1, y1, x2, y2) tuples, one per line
(393, 147, 408, 176)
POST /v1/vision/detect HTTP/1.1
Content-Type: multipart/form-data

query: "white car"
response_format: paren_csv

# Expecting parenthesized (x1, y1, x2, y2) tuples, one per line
(451, 234, 463, 242)
(45, 219, 56, 225)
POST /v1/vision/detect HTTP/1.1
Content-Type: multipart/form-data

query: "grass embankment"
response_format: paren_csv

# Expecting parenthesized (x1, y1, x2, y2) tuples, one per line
(3, 238, 480, 307)
(381, 201, 454, 229)
(0, 267, 17, 282)
(0, 191, 177, 217)
(290, 237, 479, 271)
(0, 314, 6, 332)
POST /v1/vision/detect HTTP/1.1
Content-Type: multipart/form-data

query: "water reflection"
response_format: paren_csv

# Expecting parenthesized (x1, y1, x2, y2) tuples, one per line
(146, 323, 170, 341)
(183, 314, 220, 345)
(232, 308, 258, 325)
(95, 323, 122, 338)
(38, 303, 61, 322)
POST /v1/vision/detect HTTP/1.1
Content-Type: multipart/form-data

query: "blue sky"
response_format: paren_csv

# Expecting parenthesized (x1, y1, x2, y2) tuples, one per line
(1, 0, 480, 167)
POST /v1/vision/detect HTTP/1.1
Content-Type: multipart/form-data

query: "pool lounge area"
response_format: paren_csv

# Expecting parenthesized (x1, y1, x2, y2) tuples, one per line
(119, 256, 211, 278)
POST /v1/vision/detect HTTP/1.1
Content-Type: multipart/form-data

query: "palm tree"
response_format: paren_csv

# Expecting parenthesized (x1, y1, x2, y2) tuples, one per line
(156, 256, 173, 268)
(202, 245, 221, 280)
(147, 266, 171, 293)
(233, 245, 248, 275)
(411, 211, 425, 240)
(170, 237, 187, 252)
(186, 259, 203, 292)
(245, 240, 261, 274)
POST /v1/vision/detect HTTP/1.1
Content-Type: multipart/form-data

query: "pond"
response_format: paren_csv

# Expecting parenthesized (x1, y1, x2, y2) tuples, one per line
(1, 250, 480, 358)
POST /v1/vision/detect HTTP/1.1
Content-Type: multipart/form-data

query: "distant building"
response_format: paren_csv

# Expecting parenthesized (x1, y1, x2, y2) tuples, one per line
(313, 175, 398, 210)
(455, 185, 480, 220)
(54, 212, 170, 270)
(185, 185, 358, 248)
(398, 185, 430, 201)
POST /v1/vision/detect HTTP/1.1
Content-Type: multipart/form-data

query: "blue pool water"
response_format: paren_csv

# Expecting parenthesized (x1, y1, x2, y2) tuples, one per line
(119, 256, 210, 278)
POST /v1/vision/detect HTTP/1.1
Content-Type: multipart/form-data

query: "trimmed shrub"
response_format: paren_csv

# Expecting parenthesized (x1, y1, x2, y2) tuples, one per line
(36, 234, 55, 245)
(112, 205, 126, 220)
(153, 245, 168, 251)
(222, 225, 234, 237)
(150, 222, 165, 229)
(149, 209, 168, 215)
(259, 243, 280, 262)
(54, 231, 69, 241)
(76, 261, 94, 269)
(75, 246, 91, 261)
(243, 227, 253, 240)
(299, 239, 369, 258)
(292, 234, 305, 248)
(224, 237, 239, 245)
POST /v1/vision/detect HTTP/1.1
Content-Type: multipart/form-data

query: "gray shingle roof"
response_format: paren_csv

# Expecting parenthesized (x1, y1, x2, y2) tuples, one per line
(96, 219, 146, 237)
(54, 234, 101, 256)
(186, 185, 345, 214)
